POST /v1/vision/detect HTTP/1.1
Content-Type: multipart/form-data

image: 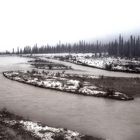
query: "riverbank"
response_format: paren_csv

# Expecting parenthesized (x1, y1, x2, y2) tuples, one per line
(0, 108, 104, 140)
(3, 70, 133, 100)
(48, 54, 140, 74)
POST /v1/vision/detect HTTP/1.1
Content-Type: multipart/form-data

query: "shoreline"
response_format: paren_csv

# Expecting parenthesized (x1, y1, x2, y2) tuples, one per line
(42, 55, 140, 74)
(68, 60, 140, 74)
(3, 70, 134, 101)
(0, 108, 104, 140)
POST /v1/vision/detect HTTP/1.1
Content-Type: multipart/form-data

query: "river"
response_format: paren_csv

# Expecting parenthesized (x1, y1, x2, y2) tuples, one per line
(46, 58, 140, 78)
(0, 56, 140, 140)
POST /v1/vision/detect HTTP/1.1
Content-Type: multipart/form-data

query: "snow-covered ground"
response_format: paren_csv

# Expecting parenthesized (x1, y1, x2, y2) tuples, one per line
(22, 52, 108, 59)
(46, 54, 140, 73)
(74, 56, 140, 69)
(3, 70, 134, 100)
(22, 53, 140, 73)
(1, 109, 102, 140)
(20, 120, 80, 140)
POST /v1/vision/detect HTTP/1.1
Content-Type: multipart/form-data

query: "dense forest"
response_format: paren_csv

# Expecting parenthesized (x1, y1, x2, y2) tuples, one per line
(10, 35, 140, 58)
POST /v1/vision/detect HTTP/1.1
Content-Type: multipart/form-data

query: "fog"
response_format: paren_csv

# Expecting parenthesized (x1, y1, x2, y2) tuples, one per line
(0, 0, 140, 52)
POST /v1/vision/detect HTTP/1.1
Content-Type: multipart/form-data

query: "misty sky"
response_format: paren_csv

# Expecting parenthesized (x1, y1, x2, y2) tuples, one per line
(0, 0, 140, 52)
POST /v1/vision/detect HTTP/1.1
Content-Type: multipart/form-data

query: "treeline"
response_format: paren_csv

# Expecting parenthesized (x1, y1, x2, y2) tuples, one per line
(108, 35, 140, 57)
(15, 35, 140, 57)
(19, 42, 107, 54)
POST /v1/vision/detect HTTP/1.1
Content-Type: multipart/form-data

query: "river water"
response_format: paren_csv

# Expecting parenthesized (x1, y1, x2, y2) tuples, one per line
(46, 58, 140, 78)
(0, 56, 140, 140)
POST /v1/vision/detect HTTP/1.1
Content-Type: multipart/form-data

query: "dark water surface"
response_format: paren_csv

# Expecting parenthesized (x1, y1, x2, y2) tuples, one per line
(0, 56, 140, 140)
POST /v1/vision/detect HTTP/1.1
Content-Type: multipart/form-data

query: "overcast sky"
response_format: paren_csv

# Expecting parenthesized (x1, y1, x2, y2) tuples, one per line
(0, 0, 140, 52)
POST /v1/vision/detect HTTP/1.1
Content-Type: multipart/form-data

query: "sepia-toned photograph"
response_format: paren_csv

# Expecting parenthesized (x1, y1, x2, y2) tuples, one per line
(0, 0, 140, 140)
